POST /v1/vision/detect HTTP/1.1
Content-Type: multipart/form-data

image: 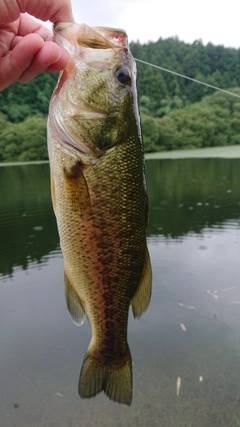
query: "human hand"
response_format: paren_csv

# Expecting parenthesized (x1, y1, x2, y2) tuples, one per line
(0, 0, 74, 91)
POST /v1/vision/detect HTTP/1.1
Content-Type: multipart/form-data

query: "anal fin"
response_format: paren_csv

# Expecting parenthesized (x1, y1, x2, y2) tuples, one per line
(131, 247, 152, 319)
(64, 268, 86, 326)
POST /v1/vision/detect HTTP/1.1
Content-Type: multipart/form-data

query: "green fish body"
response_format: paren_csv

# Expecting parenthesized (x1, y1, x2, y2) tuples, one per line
(47, 23, 152, 406)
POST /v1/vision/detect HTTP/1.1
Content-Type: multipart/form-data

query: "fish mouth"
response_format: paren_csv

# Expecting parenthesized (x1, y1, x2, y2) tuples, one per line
(54, 23, 128, 50)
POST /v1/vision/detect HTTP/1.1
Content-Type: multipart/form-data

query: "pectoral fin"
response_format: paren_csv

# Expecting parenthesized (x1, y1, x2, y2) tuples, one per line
(64, 268, 86, 326)
(63, 161, 91, 217)
(131, 247, 152, 319)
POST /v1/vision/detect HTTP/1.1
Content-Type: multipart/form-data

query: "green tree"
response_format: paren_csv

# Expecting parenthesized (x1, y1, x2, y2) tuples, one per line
(0, 116, 48, 162)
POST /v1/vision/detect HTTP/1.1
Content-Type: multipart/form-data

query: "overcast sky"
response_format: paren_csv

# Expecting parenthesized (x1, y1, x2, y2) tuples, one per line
(64, 0, 240, 48)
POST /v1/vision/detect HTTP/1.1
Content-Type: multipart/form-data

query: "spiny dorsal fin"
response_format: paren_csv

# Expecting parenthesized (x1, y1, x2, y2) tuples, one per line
(64, 269, 86, 326)
(131, 247, 152, 319)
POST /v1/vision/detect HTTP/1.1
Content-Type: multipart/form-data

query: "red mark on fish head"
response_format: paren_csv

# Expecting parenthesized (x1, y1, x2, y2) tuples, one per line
(112, 33, 128, 47)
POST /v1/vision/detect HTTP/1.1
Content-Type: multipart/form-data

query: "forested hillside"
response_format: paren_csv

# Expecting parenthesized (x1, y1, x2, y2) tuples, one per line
(1, 37, 240, 161)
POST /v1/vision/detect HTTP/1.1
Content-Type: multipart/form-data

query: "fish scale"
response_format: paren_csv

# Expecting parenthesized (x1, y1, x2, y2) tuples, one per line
(47, 22, 152, 406)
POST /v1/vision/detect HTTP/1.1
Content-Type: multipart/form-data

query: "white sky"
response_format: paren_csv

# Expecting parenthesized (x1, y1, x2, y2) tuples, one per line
(66, 0, 240, 48)
(40, 1, 240, 48)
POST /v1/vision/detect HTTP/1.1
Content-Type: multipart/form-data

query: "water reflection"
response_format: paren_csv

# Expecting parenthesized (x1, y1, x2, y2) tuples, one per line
(1, 159, 240, 277)
(0, 159, 240, 426)
(146, 158, 240, 238)
(0, 164, 59, 277)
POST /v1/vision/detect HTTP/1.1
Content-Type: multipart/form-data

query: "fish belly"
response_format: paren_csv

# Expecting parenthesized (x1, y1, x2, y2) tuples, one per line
(49, 136, 150, 405)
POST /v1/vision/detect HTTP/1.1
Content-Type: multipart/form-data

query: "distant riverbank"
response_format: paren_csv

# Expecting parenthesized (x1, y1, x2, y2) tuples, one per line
(0, 160, 49, 167)
(145, 145, 240, 159)
(1, 146, 240, 167)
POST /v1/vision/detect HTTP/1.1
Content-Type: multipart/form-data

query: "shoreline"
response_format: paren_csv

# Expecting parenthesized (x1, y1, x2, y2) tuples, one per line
(0, 160, 49, 167)
(1, 145, 240, 166)
(145, 145, 240, 159)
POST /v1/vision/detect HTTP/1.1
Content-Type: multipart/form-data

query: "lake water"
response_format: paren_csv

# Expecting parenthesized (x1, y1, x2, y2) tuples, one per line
(1, 147, 240, 427)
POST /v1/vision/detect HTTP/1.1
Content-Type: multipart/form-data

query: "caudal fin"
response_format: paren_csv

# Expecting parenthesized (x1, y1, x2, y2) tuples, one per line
(78, 349, 132, 406)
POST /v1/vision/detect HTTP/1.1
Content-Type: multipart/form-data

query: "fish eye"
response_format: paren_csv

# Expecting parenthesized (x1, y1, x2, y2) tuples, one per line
(114, 67, 131, 85)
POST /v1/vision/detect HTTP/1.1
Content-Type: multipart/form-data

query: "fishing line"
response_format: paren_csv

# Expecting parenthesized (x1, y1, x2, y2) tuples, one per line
(135, 58, 240, 99)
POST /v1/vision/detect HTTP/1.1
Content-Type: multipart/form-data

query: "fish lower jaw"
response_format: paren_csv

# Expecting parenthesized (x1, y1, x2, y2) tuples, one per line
(51, 110, 94, 157)
(61, 138, 88, 155)
(79, 111, 107, 119)
(59, 139, 99, 164)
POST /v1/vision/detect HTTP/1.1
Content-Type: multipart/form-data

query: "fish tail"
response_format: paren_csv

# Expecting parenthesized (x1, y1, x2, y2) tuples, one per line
(78, 347, 132, 406)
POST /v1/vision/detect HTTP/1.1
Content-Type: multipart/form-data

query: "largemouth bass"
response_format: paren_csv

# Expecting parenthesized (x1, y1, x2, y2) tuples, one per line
(47, 22, 152, 406)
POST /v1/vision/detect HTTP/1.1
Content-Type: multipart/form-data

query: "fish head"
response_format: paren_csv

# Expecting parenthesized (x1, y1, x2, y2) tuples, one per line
(49, 23, 141, 162)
